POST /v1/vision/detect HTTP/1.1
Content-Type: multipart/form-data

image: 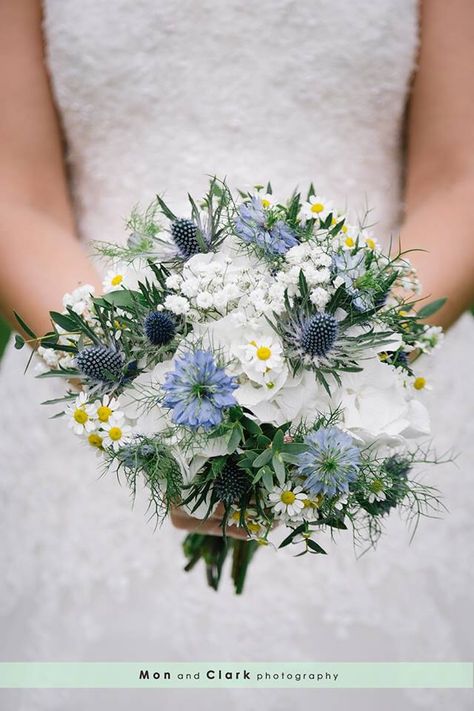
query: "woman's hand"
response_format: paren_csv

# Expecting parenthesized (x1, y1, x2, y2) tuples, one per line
(170, 504, 250, 540)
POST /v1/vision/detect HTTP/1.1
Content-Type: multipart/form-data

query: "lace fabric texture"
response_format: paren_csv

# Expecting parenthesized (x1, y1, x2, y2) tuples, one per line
(0, 1, 473, 709)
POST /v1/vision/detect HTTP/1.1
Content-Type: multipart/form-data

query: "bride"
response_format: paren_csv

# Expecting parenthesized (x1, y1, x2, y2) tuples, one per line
(0, 1, 473, 709)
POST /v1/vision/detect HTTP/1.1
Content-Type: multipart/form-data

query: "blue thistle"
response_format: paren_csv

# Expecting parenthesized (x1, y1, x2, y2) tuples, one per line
(299, 313, 339, 358)
(296, 427, 360, 496)
(162, 350, 238, 430)
(75, 346, 123, 383)
(171, 218, 203, 259)
(234, 197, 298, 256)
(144, 311, 176, 346)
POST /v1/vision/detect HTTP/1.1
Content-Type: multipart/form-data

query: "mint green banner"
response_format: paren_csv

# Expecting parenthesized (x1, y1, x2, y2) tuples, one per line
(0, 663, 472, 689)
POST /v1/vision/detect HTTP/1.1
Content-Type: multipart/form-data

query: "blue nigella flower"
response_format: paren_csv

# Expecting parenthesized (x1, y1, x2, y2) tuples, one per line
(296, 427, 360, 496)
(234, 197, 298, 256)
(162, 350, 238, 430)
(332, 251, 373, 311)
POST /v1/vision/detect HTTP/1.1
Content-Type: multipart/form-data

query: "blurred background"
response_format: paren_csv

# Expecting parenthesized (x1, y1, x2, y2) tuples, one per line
(0, 317, 9, 359)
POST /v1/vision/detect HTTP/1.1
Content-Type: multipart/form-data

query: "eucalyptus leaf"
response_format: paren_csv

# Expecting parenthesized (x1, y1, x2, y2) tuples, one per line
(417, 297, 447, 319)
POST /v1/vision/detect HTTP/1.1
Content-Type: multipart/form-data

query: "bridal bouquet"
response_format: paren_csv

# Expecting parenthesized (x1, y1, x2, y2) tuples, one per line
(16, 179, 447, 593)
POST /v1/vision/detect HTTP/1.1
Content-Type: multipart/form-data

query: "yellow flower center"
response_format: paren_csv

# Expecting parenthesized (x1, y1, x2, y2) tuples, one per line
(413, 376, 426, 390)
(256, 345, 272, 361)
(88, 433, 103, 448)
(281, 490, 296, 505)
(365, 238, 376, 250)
(303, 498, 316, 508)
(341, 224, 348, 233)
(108, 426, 123, 441)
(345, 237, 354, 248)
(111, 274, 124, 286)
(73, 409, 88, 424)
(310, 202, 324, 214)
(266, 381, 275, 389)
(97, 405, 113, 422)
(247, 522, 261, 534)
(371, 479, 383, 492)
(261, 198, 271, 208)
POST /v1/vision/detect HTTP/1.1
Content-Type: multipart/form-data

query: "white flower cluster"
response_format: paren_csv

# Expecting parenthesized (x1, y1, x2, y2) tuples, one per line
(36, 284, 96, 372)
(163, 252, 255, 320)
(65, 392, 132, 452)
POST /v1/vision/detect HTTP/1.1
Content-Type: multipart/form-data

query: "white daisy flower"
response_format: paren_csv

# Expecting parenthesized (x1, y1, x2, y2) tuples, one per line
(92, 394, 122, 424)
(301, 195, 334, 222)
(102, 266, 130, 293)
(366, 477, 387, 503)
(258, 192, 276, 209)
(269, 484, 306, 518)
(101, 415, 132, 451)
(242, 336, 284, 375)
(65, 392, 96, 436)
(85, 431, 105, 454)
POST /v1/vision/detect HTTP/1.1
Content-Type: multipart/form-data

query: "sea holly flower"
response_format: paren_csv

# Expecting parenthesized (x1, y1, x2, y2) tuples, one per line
(296, 427, 360, 496)
(234, 197, 298, 256)
(162, 350, 238, 430)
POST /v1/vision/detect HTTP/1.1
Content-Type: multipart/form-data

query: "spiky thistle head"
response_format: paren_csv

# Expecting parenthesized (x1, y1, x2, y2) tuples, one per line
(75, 346, 124, 383)
(144, 311, 176, 346)
(213, 459, 251, 505)
(171, 218, 202, 259)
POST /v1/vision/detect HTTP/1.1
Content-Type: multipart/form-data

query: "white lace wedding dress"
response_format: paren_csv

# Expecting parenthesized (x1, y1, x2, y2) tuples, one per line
(0, 1, 473, 709)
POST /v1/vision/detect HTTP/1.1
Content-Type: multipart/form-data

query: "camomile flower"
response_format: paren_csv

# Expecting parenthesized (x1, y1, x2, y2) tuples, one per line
(366, 477, 388, 503)
(85, 431, 105, 454)
(65, 392, 96, 436)
(102, 266, 130, 293)
(269, 484, 306, 518)
(101, 415, 132, 451)
(92, 394, 122, 424)
(301, 195, 333, 222)
(258, 192, 276, 209)
(242, 336, 284, 376)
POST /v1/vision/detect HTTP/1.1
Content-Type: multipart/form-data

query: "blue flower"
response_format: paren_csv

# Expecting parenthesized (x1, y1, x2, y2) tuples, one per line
(234, 197, 298, 256)
(296, 427, 360, 496)
(162, 350, 238, 430)
(332, 252, 373, 311)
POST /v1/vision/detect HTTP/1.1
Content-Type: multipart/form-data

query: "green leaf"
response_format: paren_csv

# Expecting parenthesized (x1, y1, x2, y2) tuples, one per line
(279, 523, 306, 548)
(49, 312, 78, 332)
(227, 424, 242, 453)
(262, 468, 274, 491)
(14, 311, 37, 339)
(14, 334, 25, 350)
(272, 453, 286, 485)
(307, 539, 327, 555)
(97, 289, 143, 309)
(156, 195, 177, 222)
(417, 297, 447, 319)
(281, 442, 308, 454)
(241, 416, 262, 436)
(252, 448, 272, 468)
(272, 428, 284, 452)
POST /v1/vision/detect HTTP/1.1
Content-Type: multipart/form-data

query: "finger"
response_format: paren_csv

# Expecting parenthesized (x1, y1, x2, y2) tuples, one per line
(170, 508, 250, 540)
